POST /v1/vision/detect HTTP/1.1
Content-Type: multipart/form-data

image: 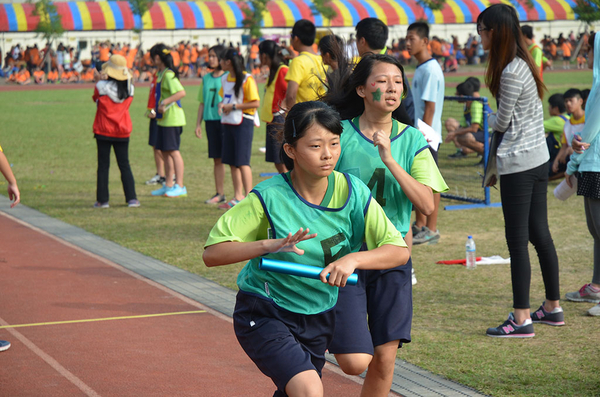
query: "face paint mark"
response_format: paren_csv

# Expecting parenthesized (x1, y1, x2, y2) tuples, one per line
(372, 88, 382, 102)
(370, 82, 376, 87)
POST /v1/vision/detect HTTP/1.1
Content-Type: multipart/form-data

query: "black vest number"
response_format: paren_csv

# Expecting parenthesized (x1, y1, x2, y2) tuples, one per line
(367, 168, 387, 206)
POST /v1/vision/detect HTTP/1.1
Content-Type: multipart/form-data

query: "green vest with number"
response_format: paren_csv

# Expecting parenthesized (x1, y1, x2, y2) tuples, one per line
(336, 117, 429, 236)
(237, 171, 371, 315)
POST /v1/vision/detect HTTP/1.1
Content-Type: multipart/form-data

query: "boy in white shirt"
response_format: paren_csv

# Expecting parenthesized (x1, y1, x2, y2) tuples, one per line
(553, 88, 585, 177)
(406, 22, 445, 245)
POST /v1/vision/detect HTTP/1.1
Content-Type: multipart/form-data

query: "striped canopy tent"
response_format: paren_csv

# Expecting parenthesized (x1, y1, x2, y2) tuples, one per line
(0, 0, 577, 32)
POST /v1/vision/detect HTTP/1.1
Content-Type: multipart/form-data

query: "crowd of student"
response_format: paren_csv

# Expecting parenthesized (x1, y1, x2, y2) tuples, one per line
(2, 12, 599, 396)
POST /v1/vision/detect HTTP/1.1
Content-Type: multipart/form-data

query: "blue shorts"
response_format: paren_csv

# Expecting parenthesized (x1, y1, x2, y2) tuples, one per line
(233, 291, 334, 395)
(328, 257, 413, 354)
(205, 120, 223, 159)
(222, 118, 254, 167)
(472, 130, 486, 144)
(266, 115, 284, 164)
(148, 118, 158, 147)
(155, 126, 182, 151)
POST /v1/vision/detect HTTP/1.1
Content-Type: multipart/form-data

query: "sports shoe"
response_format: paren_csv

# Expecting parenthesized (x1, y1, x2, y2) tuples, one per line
(218, 199, 239, 210)
(448, 150, 467, 159)
(486, 313, 535, 338)
(588, 304, 600, 316)
(205, 193, 226, 204)
(530, 302, 565, 326)
(413, 226, 440, 245)
(151, 183, 170, 197)
(165, 184, 188, 198)
(93, 202, 109, 208)
(411, 222, 422, 238)
(145, 174, 161, 185)
(411, 268, 417, 285)
(565, 283, 600, 303)
(127, 199, 141, 208)
(0, 340, 10, 352)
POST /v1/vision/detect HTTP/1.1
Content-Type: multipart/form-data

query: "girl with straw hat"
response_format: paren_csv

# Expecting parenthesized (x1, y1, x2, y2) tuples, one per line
(92, 54, 139, 208)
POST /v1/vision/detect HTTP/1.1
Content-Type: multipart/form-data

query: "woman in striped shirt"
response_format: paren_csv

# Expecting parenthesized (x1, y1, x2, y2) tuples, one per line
(478, 4, 564, 338)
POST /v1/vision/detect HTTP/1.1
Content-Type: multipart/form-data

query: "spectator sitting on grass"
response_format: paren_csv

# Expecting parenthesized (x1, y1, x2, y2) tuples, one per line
(47, 67, 59, 84)
(544, 93, 569, 180)
(552, 88, 585, 178)
(445, 80, 487, 160)
(32, 65, 45, 84)
(9, 63, 31, 85)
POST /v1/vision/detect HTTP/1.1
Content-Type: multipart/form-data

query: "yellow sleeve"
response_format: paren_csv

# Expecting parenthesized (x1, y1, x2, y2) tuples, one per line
(364, 197, 407, 250)
(285, 55, 307, 84)
(411, 149, 449, 193)
(243, 75, 260, 103)
(205, 193, 269, 247)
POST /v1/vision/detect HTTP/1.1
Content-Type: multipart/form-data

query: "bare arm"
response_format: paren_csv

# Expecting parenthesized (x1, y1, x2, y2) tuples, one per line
(285, 81, 299, 110)
(0, 151, 19, 208)
(321, 244, 409, 287)
(203, 228, 317, 267)
(195, 103, 204, 139)
(422, 101, 435, 127)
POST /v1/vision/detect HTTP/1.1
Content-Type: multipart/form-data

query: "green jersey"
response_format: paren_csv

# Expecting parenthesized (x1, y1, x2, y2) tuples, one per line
(205, 171, 405, 315)
(157, 69, 186, 127)
(198, 71, 226, 121)
(336, 116, 448, 236)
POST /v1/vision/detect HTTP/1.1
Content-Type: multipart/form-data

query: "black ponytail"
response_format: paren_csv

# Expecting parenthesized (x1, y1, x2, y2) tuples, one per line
(222, 48, 245, 96)
(150, 43, 179, 79)
(259, 40, 289, 87)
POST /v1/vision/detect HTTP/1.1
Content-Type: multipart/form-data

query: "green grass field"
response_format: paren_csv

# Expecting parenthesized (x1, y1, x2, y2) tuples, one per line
(1, 68, 598, 396)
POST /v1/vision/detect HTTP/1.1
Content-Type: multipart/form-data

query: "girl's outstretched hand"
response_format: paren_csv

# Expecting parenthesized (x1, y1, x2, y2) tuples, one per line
(265, 228, 317, 255)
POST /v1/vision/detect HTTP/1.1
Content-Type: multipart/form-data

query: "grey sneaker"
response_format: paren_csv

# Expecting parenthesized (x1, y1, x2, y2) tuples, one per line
(588, 304, 600, 316)
(145, 174, 161, 185)
(411, 222, 422, 237)
(565, 283, 600, 303)
(413, 226, 440, 245)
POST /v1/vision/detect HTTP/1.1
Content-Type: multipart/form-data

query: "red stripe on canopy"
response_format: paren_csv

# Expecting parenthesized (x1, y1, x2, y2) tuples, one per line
(346, 0, 371, 20)
(328, 2, 345, 26)
(149, 3, 166, 29)
(440, 2, 457, 23)
(87, 2, 106, 30)
(266, 1, 286, 27)
(54, 2, 74, 31)
(204, 2, 226, 28)
(176, 2, 196, 29)
(117, 2, 135, 30)
(290, 0, 315, 21)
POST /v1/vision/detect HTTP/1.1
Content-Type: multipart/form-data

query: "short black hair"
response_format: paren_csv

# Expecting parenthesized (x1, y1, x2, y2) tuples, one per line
(465, 77, 481, 92)
(548, 93, 566, 113)
(292, 19, 316, 47)
(407, 22, 429, 39)
(581, 88, 591, 102)
(521, 25, 533, 40)
(355, 18, 388, 50)
(456, 81, 475, 97)
(563, 88, 582, 101)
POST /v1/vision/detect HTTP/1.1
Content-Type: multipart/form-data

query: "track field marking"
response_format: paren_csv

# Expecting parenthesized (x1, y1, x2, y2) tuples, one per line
(0, 310, 206, 329)
(0, 315, 101, 397)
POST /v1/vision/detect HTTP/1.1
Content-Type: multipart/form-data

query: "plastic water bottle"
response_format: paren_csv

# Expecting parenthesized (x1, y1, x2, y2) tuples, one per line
(466, 236, 476, 270)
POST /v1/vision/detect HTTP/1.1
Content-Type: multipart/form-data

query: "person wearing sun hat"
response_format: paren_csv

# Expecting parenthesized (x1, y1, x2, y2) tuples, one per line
(92, 54, 139, 208)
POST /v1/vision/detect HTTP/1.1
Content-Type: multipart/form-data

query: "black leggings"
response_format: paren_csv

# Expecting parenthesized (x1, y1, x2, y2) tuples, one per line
(500, 163, 560, 309)
(96, 139, 136, 203)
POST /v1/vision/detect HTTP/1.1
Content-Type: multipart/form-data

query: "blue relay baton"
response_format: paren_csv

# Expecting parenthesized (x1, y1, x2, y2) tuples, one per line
(259, 258, 358, 286)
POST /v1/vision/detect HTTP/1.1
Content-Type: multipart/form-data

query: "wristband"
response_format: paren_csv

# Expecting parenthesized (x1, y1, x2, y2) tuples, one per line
(232, 103, 237, 111)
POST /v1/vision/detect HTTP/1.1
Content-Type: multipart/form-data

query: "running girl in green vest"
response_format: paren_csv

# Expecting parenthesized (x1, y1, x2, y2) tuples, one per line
(203, 101, 409, 397)
(323, 53, 448, 396)
(258, 40, 289, 174)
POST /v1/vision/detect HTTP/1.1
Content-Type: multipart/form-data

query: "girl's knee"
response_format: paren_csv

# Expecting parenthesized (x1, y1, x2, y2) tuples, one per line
(334, 353, 371, 375)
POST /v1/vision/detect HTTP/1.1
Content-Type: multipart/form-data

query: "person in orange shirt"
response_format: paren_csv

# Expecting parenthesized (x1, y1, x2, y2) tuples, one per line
(33, 66, 46, 84)
(191, 43, 199, 73)
(560, 38, 572, 69)
(14, 64, 31, 85)
(47, 67, 59, 83)
(30, 44, 41, 70)
(549, 40, 558, 62)
(171, 47, 181, 72)
(80, 67, 95, 83)
(61, 69, 73, 83)
(98, 42, 111, 70)
(181, 45, 191, 78)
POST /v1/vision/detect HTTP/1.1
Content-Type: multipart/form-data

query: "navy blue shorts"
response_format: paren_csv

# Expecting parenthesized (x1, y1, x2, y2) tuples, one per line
(155, 126, 182, 151)
(233, 291, 334, 395)
(266, 114, 284, 164)
(205, 120, 223, 159)
(148, 118, 158, 147)
(472, 130, 486, 144)
(328, 257, 413, 354)
(222, 118, 254, 167)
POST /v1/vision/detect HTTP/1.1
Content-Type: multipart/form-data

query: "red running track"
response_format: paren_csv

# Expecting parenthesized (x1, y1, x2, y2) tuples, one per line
(0, 212, 367, 396)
